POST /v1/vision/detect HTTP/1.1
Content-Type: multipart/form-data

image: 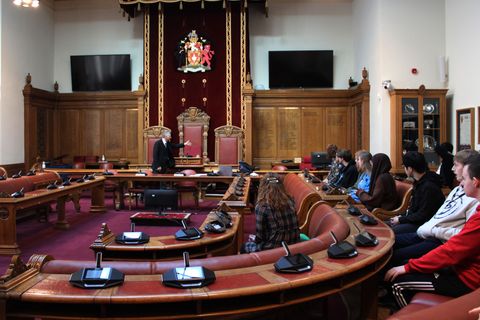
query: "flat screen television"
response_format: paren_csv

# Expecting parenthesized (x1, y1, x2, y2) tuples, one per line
(269, 50, 333, 89)
(71, 54, 131, 91)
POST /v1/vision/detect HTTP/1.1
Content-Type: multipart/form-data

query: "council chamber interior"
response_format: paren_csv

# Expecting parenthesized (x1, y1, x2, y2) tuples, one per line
(0, 0, 479, 319)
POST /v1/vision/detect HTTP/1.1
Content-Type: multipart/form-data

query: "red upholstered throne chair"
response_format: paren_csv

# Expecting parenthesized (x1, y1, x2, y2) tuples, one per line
(177, 107, 210, 163)
(143, 125, 172, 165)
(214, 125, 244, 165)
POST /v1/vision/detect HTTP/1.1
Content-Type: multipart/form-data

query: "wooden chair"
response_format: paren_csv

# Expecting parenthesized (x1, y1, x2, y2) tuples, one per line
(372, 180, 413, 221)
(214, 125, 244, 165)
(177, 107, 210, 163)
(176, 169, 199, 208)
(99, 162, 116, 200)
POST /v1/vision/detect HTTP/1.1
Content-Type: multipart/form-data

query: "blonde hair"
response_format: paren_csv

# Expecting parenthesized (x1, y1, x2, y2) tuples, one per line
(355, 150, 372, 173)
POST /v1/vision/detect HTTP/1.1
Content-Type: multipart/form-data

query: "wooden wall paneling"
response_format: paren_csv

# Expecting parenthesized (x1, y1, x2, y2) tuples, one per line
(324, 106, 352, 150)
(23, 85, 58, 170)
(125, 109, 139, 161)
(277, 107, 301, 158)
(104, 109, 125, 159)
(301, 107, 325, 156)
(82, 109, 103, 157)
(57, 109, 81, 163)
(253, 107, 277, 167)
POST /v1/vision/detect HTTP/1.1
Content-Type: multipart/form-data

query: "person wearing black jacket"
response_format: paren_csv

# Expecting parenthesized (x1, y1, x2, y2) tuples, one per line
(332, 149, 358, 188)
(435, 143, 455, 188)
(389, 151, 445, 234)
(152, 130, 191, 173)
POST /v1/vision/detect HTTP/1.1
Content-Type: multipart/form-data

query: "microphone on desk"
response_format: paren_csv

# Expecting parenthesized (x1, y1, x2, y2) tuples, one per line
(352, 222, 378, 247)
(47, 181, 58, 190)
(62, 177, 72, 186)
(327, 231, 358, 259)
(12, 171, 22, 179)
(341, 199, 361, 216)
(11, 187, 25, 198)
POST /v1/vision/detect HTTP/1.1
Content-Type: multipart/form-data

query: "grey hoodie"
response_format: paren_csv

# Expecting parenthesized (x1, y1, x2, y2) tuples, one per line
(417, 186, 478, 242)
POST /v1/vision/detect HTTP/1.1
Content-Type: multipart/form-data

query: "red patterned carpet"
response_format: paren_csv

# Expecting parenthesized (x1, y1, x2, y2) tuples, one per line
(0, 196, 255, 274)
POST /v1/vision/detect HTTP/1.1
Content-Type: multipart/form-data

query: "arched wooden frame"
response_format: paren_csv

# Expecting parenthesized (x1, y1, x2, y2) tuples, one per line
(143, 125, 171, 164)
(177, 107, 210, 163)
(214, 125, 244, 165)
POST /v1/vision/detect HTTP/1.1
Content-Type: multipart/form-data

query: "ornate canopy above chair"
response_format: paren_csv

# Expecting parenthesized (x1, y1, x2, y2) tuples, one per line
(214, 125, 244, 165)
(177, 107, 210, 163)
(143, 125, 171, 164)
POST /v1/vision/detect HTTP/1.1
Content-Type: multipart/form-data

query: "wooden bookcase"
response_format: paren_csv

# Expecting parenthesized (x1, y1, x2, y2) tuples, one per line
(389, 85, 448, 172)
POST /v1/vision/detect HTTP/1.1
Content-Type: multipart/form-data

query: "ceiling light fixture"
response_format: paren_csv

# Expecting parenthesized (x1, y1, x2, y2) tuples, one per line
(13, 0, 39, 8)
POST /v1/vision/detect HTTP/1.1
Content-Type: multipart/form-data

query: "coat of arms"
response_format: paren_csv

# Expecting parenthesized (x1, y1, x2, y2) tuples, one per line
(176, 30, 215, 73)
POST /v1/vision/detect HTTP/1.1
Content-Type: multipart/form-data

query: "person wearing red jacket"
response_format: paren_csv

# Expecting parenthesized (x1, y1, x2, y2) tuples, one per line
(384, 153, 480, 308)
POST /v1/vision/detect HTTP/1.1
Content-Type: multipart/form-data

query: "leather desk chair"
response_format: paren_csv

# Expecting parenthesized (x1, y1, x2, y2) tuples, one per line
(272, 165, 288, 171)
(176, 169, 199, 208)
(99, 162, 116, 200)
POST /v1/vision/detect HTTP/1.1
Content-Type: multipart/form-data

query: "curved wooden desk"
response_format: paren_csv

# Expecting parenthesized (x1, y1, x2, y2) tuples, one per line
(0, 208, 393, 319)
(0, 176, 105, 255)
(90, 211, 242, 261)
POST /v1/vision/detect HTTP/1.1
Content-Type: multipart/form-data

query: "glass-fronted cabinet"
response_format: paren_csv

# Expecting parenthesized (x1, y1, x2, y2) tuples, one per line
(390, 85, 447, 173)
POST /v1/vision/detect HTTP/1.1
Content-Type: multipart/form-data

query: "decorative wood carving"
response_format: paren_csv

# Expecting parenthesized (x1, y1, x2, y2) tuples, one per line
(0, 255, 27, 284)
(217, 202, 233, 212)
(90, 223, 115, 248)
(0, 254, 50, 292)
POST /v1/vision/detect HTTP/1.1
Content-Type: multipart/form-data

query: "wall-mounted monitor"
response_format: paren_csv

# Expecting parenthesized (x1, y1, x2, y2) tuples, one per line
(268, 50, 333, 89)
(70, 54, 131, 92)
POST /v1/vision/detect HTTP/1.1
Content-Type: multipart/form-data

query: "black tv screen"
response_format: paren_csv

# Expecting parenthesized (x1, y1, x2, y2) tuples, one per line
(71, 54, 131, 91)
(269, 50, 333, 89)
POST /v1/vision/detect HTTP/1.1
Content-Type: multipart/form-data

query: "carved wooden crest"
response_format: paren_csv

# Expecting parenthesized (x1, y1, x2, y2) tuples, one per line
(178, 106, 210, 123)
(144, 126, 171, 138)
(214, 125, 243, 138)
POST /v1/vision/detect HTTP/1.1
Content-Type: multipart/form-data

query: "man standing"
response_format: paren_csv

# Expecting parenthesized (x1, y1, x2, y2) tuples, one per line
(152, 130, 191, 173)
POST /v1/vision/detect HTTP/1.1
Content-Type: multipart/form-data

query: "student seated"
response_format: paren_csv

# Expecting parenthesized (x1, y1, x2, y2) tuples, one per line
(391, 149, 479, 266)
(384, 154, 480, 308)
(331, 149, 358, 188)
(347, 150, 372, 203)
(388, 151, 445, 234)
(242, 173, 300, 253)
(324, 144, 341, 185)
(357, 153, 398, 212)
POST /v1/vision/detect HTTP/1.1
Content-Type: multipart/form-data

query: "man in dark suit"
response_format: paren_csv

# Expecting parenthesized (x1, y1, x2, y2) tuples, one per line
(152, 130, 191, 173)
